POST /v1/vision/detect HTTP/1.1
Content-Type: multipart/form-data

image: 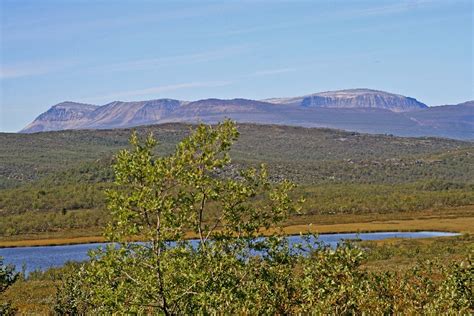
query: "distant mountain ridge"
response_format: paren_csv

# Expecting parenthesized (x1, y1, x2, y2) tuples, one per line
(264, 89, 428, 112)
(20, 89, 473, 140)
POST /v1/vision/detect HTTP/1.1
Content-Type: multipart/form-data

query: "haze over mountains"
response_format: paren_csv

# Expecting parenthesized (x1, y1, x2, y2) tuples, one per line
(21, 89, 473, 140)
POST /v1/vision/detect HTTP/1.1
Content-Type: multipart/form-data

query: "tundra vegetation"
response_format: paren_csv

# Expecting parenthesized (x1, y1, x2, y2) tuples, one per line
(0, 123, 473, 242)
(49, 121, 471, 314)
(0, 122, 473, 313)
(0, 257, 18, 315)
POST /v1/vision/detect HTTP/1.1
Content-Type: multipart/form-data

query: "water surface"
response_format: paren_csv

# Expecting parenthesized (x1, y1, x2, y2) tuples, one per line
(0, 231, 459, 275)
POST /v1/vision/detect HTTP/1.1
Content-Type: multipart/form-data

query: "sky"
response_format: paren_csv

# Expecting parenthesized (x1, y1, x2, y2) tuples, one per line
(0, 0, 472, 132)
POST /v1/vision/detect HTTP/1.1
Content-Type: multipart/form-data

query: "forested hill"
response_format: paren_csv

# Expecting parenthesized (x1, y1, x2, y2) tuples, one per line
(1, 123, 473, 189)
(1, 123, 473, 239)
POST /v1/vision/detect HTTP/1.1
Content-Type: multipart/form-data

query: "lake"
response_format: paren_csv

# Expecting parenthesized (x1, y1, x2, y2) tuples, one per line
(0, 231, 459, 275)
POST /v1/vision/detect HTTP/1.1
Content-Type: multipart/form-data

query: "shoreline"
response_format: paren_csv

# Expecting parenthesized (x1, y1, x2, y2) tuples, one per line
(1, 216, 472, 248)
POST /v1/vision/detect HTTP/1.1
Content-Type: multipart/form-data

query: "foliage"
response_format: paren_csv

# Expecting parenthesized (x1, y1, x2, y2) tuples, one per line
(3, 235, 471, 314)
(55, 244, 474, 314)
(1, 123, 473, 239)
(362, 234, 474, 267)
(54, 121, 473, 314)
(1, 182, 472, 237)
(0, 262, 82, 315)
(1, 123, 473, 189)
(0, 258, 18, 293)
(0, 257, 19, 315)
(55, 120, 302, 314)
(0, 209, 108, 237)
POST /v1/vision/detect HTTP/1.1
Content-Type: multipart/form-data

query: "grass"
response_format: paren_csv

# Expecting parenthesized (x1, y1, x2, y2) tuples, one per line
(2, 233, 472, 314)
(1, 280, 57, 315)
(1, 183, 472, 240)
(361, 234, 474, 272)
(281, 216, 474, 236)
(0, 235, 107, 248)
(1, 122, 472, 243)
(1, 205, 472, 248)
(1, 123, 473, 312)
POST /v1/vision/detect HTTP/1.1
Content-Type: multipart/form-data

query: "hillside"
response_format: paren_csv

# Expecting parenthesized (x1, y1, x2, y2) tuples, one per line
(3, 123, 473, 188)
(20, 89, 473, 140)
(1, 122, 473, 241)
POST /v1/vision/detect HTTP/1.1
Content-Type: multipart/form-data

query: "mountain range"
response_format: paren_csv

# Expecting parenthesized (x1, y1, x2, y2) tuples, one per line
(20, 89, 473, 140)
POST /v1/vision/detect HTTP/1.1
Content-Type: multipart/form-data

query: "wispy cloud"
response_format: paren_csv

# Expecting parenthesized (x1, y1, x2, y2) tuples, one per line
(83, 81, 233, 103)
(214, 21, 299, 37)
(81, 66, 299, 103)
(1, 45, 249, 80)
(0, 60, 75, 79)
(249, 67, 298, 77)
(214, 0, 442, 37)
(94, 46, 249, 73)
(341, 0, 442, 18)
(3, 3, 239, 42)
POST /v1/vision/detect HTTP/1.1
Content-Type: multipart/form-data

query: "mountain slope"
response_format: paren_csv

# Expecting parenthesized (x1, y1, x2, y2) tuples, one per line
(19, 89, 472, 140)
(264, 89, 428, 112)
(82, 99, 183, 129)
(21, 102, 99, 133)
(404, 101, 474, 140)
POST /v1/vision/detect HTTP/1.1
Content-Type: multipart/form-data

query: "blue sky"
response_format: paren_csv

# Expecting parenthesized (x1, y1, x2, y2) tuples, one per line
(0, 0, 472, 132)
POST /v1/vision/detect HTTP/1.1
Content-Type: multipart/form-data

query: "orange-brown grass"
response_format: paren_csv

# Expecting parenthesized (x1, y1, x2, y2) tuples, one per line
(286, 205, 474, 226)
(0, 235, 107, 248)
(2, 211, 473, 248)
(280, 216, 474, 236)
(360, 233, 474, 272)
(1, 280, 57, 315)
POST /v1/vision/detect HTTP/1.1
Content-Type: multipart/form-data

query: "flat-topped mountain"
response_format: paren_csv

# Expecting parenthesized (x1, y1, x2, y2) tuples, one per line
(265, 89, 428, 112)
(20, 89, 473, 140)
(21, 102, 99, 133)
(23, 99, 184, 132)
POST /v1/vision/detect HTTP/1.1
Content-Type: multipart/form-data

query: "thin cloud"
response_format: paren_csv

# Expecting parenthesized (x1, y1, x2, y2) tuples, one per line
(343, 0, 441, 17)
(214, 0, 442, 37)
(250, 67, 298, 77)
(3, 3, 239, 42)
(214, 21, 299, 37)
(1, 45, 249, 80)
(0, 60, 75, 79)
(96, 46, 249, 73)
(83, 81, 233, 103)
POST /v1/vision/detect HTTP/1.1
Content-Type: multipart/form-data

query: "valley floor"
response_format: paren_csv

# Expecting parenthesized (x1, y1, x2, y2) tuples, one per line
(1, 205, 473, 248)
(2, 222, 472, 315)
(0, 123, 472, 313)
